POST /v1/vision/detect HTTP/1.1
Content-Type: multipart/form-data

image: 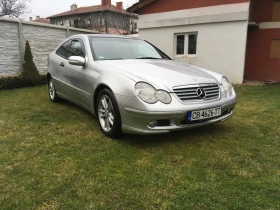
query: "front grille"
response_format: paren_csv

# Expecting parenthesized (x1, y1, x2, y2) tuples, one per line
(173, 83, 220, 102)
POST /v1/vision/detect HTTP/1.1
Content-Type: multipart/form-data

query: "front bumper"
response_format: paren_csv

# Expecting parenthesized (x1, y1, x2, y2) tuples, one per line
(117, 95, 237, 135)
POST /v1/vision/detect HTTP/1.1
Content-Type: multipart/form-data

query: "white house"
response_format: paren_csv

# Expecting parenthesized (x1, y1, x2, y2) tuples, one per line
(128, 0, 251, 84)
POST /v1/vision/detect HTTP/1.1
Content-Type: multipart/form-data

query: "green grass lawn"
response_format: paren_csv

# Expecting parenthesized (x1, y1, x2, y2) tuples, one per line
(0, 85, 279, 210)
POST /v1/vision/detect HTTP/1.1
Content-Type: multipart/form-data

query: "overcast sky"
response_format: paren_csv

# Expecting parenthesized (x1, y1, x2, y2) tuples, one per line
(27, 0, 138, 19)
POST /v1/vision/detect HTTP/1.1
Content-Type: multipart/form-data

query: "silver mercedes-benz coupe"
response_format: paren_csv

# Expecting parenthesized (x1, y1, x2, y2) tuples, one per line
(47, 34, 237, 138)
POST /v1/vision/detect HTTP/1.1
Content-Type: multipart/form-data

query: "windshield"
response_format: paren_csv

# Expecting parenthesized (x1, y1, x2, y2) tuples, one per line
(90, 37, 168, 60)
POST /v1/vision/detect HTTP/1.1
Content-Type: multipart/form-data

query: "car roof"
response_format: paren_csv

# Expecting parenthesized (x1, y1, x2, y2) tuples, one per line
(87, 34, 140, 39)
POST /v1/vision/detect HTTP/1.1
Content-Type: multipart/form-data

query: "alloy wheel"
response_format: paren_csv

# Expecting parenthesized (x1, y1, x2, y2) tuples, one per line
(98, 95, 114, 132)
(49, 79, 55, 100)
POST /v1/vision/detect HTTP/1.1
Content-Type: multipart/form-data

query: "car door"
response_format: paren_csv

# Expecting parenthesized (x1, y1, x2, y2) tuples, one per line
(52, 38, 86, 105)
(52, 39, 72, 97)
(64, 38, 90, 108)
(73, 38, 101, 109)
(53, 37, 93, 108)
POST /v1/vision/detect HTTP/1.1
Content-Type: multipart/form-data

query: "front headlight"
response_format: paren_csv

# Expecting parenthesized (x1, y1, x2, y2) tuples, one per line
(220, 77, 233, 97)
(135, 83, 158, 104)
(157, 90, 172, 104)
(135, 82, 172, 104)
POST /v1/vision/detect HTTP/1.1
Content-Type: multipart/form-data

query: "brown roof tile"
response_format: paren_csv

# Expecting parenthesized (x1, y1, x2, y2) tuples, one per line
(47, 4, 135, 19)
(127, 0, 155, 13)
(32, 18, 51, 24)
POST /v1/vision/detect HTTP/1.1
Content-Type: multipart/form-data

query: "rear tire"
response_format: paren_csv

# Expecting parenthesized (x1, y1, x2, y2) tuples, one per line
(48, 77, 60, 103)
(97, 89, 123, 138)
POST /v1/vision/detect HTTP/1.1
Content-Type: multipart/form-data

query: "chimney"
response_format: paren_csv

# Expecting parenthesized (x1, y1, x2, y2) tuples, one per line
(116, 2, 123, 9)
(29, 17, 33, 21)
(36, 15, 40, 20)
(101, 0, 111, 6)
(70, 4, 78, 11)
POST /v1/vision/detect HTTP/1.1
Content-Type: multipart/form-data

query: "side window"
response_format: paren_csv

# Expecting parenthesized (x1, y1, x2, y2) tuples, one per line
(67, 39, 85, 59)
(56, 40, 71, 58)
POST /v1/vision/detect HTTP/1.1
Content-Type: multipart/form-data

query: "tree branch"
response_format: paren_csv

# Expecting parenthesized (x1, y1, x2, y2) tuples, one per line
(0, 0, 30, 18)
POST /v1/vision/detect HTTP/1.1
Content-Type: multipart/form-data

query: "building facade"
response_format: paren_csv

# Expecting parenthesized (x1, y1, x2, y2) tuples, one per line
(245, 0, 280, 82)
(128, 0, 280, 83)
(48, 0, 137, 34)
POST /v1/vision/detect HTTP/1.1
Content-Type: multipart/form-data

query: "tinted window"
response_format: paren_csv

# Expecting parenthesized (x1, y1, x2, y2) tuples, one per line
(67, 39, 85, 58)
(56, 40, 71, 58)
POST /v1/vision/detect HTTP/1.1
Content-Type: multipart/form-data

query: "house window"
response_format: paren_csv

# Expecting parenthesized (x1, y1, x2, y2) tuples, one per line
(175, 33, 197, 56)
(272, 0, 280, 21)
(176, 35, 185, 54)
(74, 20, 78, 28)
(270, 39, 280, 58)
(87, 18, 91, 25)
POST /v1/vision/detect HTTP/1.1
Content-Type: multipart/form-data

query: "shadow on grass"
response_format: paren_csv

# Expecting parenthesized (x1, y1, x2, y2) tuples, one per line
(119, 123, 230, 147)
(54, 98, 232, 146)
(56, 99, 95, 116)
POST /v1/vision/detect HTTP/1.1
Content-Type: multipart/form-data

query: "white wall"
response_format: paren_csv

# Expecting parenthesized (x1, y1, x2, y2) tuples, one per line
(0, 20, 21, 76)
(138, 3, 249, 84)
(140, 21, 248, 84)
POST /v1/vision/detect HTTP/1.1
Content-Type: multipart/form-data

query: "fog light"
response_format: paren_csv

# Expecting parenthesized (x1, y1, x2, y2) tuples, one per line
(148, 120, 158, 128)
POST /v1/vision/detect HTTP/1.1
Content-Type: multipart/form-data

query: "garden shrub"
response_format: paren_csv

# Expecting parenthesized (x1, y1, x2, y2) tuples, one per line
(22, 40, 41, 85)
(0, 74, 47, 90)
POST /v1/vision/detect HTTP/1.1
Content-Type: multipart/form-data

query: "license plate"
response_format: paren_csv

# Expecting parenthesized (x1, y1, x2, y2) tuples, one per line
(188, 107, 221, 121)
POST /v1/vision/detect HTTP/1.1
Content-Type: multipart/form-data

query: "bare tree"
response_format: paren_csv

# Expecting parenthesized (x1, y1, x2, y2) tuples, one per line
(104, 5, 138, 35)
(0, 0, 31, 18)
(105, 13, 137, 34)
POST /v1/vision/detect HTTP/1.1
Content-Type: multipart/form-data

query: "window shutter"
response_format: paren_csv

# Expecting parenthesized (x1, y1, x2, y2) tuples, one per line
(270, 40, 280, 58)
(272, 1, 280, 21)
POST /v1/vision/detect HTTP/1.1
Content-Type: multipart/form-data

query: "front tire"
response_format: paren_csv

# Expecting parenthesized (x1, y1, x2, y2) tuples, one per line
(97, 89, 122, 138)
(48, 78, 60, 103)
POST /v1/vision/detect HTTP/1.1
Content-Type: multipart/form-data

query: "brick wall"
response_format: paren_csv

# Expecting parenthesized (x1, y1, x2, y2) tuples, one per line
(137, 0, 249, 15)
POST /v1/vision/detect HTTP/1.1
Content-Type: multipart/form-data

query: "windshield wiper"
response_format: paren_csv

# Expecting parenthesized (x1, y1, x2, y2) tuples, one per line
(135, 57, 162, 59)
(101, 58, 123, 60)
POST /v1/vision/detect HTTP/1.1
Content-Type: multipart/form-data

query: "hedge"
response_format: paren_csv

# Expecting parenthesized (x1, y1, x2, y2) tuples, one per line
(0, 74, 47, 91)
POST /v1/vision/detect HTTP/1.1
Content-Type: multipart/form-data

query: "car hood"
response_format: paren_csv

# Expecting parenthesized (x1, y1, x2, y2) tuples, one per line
(97, 59, 220, 91)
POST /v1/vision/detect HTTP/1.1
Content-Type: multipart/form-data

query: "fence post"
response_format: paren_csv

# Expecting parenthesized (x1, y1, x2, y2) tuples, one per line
(18, 21, 25, 72)
(66, 26, 70, 38)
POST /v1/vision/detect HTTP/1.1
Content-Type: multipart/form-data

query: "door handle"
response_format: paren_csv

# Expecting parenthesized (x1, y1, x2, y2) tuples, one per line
(60, 62, 64, 67)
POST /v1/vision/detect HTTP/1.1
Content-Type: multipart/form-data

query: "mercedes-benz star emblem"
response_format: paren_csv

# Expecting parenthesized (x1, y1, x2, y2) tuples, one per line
(196, 88, 206, 99)
(192, 77, 198, 81)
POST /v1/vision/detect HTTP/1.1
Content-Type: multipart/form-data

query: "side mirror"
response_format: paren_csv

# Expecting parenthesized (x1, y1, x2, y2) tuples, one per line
(68, 56, 86, 66)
